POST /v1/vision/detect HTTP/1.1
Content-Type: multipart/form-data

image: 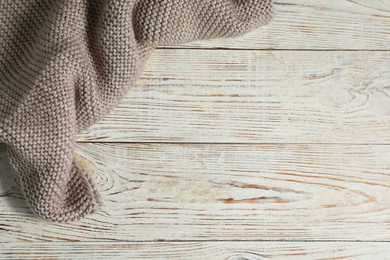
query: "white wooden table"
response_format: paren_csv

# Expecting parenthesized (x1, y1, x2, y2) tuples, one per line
(1, 1, 390, 259)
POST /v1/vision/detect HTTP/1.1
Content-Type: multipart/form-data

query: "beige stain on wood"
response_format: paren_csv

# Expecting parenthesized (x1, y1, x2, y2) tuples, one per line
(78, 50, 390, 143)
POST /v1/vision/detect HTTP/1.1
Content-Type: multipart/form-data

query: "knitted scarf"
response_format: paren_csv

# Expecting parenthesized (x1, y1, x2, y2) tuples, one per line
(0, 0, 273, 222)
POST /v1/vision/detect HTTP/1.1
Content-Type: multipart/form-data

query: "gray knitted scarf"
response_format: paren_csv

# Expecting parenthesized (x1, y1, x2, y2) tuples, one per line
(0, 0, 273, 222)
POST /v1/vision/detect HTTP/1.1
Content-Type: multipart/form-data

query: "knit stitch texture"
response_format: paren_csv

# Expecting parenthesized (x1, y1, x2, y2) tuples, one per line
(0, 0, 273, 222)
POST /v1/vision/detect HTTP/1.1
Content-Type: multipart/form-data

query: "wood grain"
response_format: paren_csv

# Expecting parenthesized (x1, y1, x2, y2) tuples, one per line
(1, 242, 390, 259)
(1, 143, 389, 242)
(167, 0, 390, 50)
(77, 49, 390, 143)
(2, 1, 390, 256)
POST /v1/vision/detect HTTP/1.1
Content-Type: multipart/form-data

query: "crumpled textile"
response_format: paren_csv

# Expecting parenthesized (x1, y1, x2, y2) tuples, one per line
(0, 0, 273, 222)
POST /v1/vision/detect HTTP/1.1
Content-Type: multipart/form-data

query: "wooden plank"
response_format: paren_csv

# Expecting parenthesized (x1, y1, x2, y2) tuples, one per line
(77, 50, 390, 143)
(1, 242, 389, 259)
(168, 0, 390, 50)
(1, 143, 389, 242)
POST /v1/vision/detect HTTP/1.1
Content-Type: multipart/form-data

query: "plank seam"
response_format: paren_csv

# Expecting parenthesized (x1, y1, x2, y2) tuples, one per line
(157, 47, 390, 51)
(3, 240, 389, 243)
(75, 141, 390, 145)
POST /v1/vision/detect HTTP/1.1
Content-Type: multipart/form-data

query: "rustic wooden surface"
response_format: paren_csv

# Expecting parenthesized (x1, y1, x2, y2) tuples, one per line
(1, 242, 390, 259)
(1, 0, 390, 259)
(78, 50, 390, 144)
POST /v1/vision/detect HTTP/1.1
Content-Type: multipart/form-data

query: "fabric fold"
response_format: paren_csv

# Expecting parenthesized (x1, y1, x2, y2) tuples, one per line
(0, 0, 274, 222)
(133, 0, 274, 45)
